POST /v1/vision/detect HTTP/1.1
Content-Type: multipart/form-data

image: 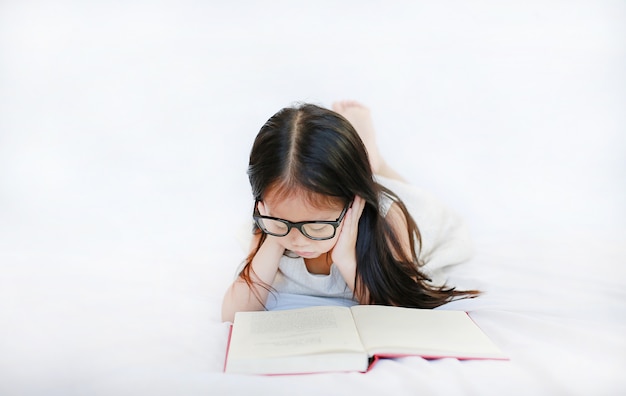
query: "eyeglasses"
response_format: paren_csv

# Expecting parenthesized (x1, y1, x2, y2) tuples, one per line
(253, 201, 350, 241)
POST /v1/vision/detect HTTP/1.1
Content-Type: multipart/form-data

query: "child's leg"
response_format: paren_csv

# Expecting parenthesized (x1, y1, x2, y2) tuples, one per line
(332, 100, 407, 182)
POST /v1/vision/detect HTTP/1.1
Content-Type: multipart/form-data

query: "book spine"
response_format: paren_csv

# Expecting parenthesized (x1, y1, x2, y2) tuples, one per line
(223, 324, 234, 373)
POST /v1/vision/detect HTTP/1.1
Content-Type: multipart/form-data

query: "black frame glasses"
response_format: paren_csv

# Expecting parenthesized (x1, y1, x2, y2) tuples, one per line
(253, 201, 350, 241)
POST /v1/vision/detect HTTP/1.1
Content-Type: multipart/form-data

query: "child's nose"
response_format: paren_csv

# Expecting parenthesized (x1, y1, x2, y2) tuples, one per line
(287, 227, 309, 246)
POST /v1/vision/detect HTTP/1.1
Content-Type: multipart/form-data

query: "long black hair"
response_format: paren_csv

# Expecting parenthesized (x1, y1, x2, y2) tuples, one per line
(241, 103, 479, 308)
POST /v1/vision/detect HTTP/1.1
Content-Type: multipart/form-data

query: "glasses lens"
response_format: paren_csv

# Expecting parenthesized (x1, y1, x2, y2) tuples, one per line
(301, 223, 335, 239)
(257, 218, 289, 236)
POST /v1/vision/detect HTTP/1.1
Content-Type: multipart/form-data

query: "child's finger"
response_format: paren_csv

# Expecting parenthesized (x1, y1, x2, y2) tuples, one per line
(347, 196, 365, 232)
(353, 196, 365, 221)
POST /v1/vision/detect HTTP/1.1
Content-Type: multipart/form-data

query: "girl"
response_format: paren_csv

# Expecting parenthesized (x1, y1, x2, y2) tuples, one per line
(222, 101, 478, 322)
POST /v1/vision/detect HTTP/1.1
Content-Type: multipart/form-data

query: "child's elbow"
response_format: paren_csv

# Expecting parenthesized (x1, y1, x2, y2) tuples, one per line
(222, 309, 235, 323)
(221, 286, 237, 323)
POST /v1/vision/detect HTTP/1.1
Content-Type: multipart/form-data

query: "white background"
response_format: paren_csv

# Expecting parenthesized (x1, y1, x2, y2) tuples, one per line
(1, 1, 624, 395)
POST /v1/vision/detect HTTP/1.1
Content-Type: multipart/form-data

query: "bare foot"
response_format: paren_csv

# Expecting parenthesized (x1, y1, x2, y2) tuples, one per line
(332, 100, 382, 174)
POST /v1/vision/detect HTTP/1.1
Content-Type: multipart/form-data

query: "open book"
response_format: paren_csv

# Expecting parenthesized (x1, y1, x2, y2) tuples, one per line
(224, 305, 507, 375)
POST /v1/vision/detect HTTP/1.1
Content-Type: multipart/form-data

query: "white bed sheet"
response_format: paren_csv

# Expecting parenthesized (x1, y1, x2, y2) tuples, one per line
(3, 233, 623, 396)
(1, 1, 625, 395)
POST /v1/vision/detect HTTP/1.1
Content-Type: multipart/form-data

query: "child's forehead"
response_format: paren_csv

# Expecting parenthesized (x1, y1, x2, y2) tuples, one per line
(263, 186, 343, 210)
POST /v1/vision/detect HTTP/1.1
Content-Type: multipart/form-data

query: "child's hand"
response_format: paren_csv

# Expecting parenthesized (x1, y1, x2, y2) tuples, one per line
(331, 195, 366, 271)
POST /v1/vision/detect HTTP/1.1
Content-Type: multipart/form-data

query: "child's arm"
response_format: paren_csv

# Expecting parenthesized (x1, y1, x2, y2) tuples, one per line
(332, 198, 413, 304)
(331, 196, 366, 300)
(221, 234, 284, 322)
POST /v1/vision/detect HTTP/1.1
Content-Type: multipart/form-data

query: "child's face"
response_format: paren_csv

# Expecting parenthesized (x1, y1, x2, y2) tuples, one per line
(259, 192, 345, 259)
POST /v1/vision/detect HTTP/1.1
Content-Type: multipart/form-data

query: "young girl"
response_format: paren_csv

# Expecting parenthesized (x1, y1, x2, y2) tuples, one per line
(222, 100, 478, 322)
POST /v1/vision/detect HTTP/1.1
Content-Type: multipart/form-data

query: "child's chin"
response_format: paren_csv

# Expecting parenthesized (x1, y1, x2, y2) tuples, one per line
(294, 251, 319, 259)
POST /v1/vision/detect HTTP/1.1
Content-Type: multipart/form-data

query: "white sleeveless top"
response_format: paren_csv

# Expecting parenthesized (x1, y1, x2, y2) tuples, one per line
(271, 255, 355, 299)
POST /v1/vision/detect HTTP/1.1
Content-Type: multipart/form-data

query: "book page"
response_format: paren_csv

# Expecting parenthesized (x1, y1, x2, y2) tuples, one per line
(227, 306, 366, 361)
(350, 305, 505, 359)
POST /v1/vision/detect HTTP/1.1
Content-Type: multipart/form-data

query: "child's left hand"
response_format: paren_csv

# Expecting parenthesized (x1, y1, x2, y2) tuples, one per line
(331, 195, 366, 271)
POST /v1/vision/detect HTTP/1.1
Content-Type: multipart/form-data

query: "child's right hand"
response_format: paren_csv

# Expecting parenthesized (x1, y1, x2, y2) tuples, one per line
(331, 195, 366, 275)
